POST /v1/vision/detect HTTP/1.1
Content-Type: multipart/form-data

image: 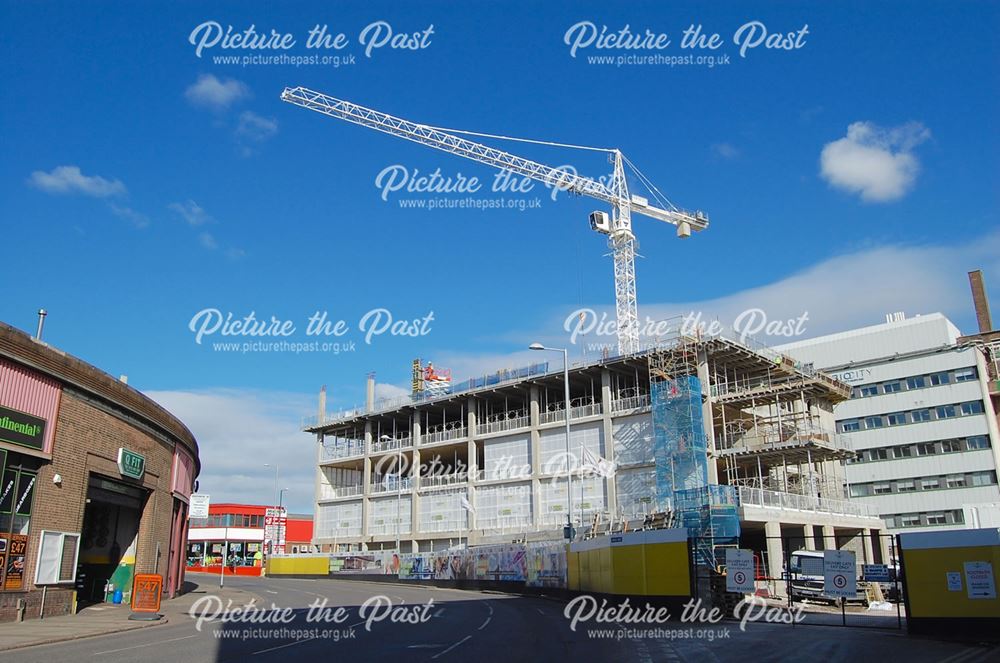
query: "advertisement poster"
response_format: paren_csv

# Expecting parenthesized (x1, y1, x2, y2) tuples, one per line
(264, 507, 288, 555)
(4, 535, 27, 591)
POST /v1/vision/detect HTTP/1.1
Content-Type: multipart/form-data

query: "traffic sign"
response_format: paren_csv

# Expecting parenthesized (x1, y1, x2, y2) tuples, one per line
(725, 548, 755, 593)
(824, 550, 856, 599)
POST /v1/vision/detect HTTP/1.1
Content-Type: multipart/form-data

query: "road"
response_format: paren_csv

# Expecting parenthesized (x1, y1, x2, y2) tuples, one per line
(11, 574, 998, 662)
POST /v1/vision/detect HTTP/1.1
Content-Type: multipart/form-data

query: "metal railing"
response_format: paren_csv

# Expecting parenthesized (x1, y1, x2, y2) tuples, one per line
(474, 466, 532, 482)
(611, 393, 650, 412)
(370, 477, 412, 494)
(370, 435, 412, 454)
(318, 484, 363, 500)
(419, 473, 469, 489)
(422, 425, 467, 445)
(320, 440, 366, 461)
(476, 412, 530, 436)
(367, 522, 411, 536)
(538, 398, 603, 425)
(737, 486, 879, 518)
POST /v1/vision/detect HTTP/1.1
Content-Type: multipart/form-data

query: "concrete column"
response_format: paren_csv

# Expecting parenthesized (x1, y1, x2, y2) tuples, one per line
(862, 528, 874, 564)
(878, 531, 892, 564)
(764, 521, 784, 596)
(803, 524, 816, 551)
(467, 398, 477, 530)
(821, 525, 836, 550)
(600, 369, 617, 517)
(530, 385, 542, 528)
(697, 348, 719, 483)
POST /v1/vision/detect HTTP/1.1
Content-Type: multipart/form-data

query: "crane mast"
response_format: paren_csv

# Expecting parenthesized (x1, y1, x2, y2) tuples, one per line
(281, 86, 708, 355)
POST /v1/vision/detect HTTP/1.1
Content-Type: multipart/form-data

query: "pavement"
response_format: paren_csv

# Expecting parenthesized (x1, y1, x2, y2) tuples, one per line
(0, 575, 262, 652)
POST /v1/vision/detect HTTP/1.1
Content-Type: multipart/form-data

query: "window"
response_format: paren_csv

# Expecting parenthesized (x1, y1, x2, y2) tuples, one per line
(954, 367, 977, 382)
(961, 401, 984, 416)
(970, 471, 997, 487)
(897, 480, 916, 492)
(851, 387, 862, 399)
(873, 483, 892, 495)
(921, 478, 940, 490)
(883, 381, 903, 394)
(870, 448, 889, 461)
(841, 420, 861, 432)
(900, 514, 921, 527)
(936, 405, 957, 419)
(916, 442, 937, 456)
(926, 512, 948, 525)
(893, 446, 913, 458)
(860, 385, 879, 397)
(865, 416, 885, 429)
(945, 475, 966, 489)
(941, 439, 962, 453)
(887, 412, 908, 426)
(912, 409, 932, 422)
(907, 376, 927, 390)
(930, 372, 950, 386)
(850, 484, 869, 497)
(967, 435, 990, 450)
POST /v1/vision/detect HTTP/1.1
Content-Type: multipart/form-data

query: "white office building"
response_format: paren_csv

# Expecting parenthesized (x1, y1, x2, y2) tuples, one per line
(779, 313, 1000, 533)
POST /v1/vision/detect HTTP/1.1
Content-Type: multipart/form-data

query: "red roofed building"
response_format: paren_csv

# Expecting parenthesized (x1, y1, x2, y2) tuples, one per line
(186, 503, 314, 576)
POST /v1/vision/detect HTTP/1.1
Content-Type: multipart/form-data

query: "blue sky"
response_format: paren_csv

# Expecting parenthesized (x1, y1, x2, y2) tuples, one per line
(2, 1, 997, 510)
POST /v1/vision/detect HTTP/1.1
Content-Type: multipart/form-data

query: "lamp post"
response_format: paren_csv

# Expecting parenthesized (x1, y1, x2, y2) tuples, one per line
(279, 487, 289, 509)
(264, 463, 279, 509)
(529, 343, 574, 539)
(264, 464, 279, 557)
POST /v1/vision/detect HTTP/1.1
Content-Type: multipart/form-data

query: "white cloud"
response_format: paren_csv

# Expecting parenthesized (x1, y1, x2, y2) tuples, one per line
(109, 204, 150, 229)
(374, 382, 410, 400)
(29, 165, 126, 198)
(225, 247, 247, 260)
(237, 111, 278, 142)
(145, 388, 316, 513)
(198, 232, 217, 250)
(710, 142, 740, 160)
(185, 74, 250, 110)
(820, 121, 930, 202)
(169, 200, 212, 226)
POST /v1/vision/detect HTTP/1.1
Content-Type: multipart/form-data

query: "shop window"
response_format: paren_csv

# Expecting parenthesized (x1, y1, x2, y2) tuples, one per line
(0, 461, 38, 592)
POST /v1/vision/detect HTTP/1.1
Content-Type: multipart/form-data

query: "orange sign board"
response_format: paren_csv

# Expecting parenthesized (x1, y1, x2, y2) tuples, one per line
(130, 574, 163, 612)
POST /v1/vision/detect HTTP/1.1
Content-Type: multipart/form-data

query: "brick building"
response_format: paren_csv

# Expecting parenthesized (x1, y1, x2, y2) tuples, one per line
(0, 321, 200, 621)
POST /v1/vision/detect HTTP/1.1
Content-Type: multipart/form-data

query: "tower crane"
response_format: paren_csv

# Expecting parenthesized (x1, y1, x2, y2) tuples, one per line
(280, 86, 708, 355)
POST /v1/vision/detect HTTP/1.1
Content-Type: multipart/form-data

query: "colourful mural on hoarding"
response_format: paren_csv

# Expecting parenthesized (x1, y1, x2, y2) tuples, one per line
(398, 542, 566, 587)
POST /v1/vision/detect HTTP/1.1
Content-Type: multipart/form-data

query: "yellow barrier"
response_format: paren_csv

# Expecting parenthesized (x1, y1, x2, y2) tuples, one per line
(569, 529, 690, 596)
(900, 528, 999, 636)
(266, 555, 329, 576)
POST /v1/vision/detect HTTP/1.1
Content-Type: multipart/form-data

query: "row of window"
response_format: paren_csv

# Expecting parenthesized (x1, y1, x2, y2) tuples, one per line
(839, 400, 986, 432)
(850, 367, 979, 399)
(847, 435, 991, 464)
(884, 509, 965, 529)
(850, 470, 997, 497)
(190, 514, 266, 528)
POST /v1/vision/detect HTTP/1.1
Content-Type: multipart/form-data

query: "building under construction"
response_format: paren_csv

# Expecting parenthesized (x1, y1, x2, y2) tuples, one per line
(305, 329, 888, 580)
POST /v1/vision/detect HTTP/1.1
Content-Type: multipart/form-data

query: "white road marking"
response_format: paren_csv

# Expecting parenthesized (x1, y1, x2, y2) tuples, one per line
(93, 634, 198, 656)
(536, 608, 545, 615)
(477, 616, 492, 631)
(431, 635, 472, 659)
(265, 590, 278, 594)
(408, 644, 444, 649)
(252, 635, 318, 655)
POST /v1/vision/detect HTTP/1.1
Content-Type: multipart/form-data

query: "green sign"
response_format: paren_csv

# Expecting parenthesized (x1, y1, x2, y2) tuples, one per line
(0, 405, 46, 451)
(117, 448, 145, 480)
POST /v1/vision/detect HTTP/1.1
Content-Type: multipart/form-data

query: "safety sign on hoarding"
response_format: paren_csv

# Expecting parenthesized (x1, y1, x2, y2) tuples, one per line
(725, 548, 755, 593)
(824, 550, 856, 598)
(964, 561, 996, 600)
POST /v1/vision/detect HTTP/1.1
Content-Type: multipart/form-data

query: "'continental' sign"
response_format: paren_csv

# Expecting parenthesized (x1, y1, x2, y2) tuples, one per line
(0, 405, 46, 451)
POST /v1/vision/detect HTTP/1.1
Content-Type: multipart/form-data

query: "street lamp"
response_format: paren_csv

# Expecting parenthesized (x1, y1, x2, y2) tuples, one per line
(264, 464, 279, 557)
(278, 487, 289, 509)
(529, 343, 574, 539)
(264, 463, 279, 508)
(381, 434, 403, 553)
